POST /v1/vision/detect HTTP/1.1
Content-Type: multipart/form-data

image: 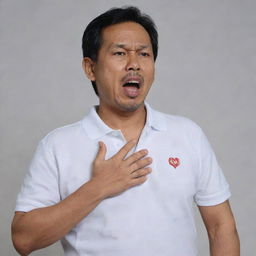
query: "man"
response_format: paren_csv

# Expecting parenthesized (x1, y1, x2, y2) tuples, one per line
(12, 6, 240, 256)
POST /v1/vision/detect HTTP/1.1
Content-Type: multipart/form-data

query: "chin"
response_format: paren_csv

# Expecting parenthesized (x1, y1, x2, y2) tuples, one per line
(116, 99, 144, 112)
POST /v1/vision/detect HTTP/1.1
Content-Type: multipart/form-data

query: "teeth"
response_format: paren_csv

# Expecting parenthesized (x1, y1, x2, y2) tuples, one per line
(128, 80, 139, 84)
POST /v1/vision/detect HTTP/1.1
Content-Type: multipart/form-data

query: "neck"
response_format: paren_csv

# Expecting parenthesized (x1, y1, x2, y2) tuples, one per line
(97, 102, 147, 141)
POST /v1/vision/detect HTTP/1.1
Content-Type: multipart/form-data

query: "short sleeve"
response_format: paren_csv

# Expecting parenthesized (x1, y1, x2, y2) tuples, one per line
(194, 129, 231, 206)
(15, 138, 60, 212)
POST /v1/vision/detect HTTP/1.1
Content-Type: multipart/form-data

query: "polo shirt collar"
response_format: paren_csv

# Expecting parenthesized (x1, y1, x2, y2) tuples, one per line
(145, 102, 167, 132)
(82, 102, 167, 140)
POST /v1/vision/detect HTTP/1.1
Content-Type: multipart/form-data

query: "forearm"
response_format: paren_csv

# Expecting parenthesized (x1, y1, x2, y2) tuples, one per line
(208, 223, 240, 256)
(12, 179, 105, 255)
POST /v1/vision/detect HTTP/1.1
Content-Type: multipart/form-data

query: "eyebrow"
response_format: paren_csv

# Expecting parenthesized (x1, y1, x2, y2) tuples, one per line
(110, 44, 149, 50)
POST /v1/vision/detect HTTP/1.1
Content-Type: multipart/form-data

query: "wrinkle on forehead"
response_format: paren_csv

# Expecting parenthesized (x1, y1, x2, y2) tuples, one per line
(100, 22, 152, 51)
(109, 43, 150, 51)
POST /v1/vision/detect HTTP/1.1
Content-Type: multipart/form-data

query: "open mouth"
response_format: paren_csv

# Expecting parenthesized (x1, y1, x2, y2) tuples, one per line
(122, 80, 141, 98)
(122, 81, 141, 89)
(121, 74, 143, 98)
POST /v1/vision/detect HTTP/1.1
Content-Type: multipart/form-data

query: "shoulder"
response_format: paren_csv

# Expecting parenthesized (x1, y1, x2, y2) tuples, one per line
(152, 107, 203, 136)
(39, 120, 84, 150)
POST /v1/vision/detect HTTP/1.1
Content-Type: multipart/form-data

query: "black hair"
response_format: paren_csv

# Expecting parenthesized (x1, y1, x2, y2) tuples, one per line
(82, 6, 158, 95)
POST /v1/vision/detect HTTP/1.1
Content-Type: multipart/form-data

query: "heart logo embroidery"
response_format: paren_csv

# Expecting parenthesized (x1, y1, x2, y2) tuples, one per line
(168, 157, 180, 169)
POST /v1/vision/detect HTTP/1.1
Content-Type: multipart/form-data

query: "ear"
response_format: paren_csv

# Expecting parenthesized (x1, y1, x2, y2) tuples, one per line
(82, 57, 96, 81)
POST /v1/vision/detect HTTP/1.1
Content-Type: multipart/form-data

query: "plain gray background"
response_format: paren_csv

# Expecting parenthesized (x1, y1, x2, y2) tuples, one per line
(1, 0, 255, 255)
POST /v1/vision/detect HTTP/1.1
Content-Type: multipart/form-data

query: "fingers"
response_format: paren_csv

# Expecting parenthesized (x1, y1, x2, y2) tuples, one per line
(129, 175, 148, 186)
(130, 157, 152, 171)
(125, 149, 148, 165)
(115, 140, 137, 160)
(131, 167, 152, 178)
(95, 141, 106, 162)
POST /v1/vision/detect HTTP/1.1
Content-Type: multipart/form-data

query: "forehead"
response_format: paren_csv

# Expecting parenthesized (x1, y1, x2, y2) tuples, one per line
(100, 22, 152, 49)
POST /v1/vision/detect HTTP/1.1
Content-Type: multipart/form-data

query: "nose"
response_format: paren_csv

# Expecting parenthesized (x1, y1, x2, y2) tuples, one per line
(126, 51, 140, 71)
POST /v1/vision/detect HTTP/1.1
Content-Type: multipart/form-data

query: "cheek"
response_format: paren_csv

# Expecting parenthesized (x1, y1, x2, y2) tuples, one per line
(95, 66, 114, 85)
(146, 64, 155, 81)
(101, 61, 123, 81)
(96, 69, 121, 96)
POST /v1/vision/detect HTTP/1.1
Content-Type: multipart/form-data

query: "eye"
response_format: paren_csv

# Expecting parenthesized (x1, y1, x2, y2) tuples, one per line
(140, 52, 150, 57)
(113, 51, 126, 56)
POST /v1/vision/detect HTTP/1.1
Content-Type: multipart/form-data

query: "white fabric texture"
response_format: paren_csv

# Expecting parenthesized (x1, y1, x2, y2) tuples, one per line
(15, 103, 231, 256)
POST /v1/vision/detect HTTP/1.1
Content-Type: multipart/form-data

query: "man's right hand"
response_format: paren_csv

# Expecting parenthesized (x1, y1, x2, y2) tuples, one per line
(12, 140, 152, 255)
(91, 140, 152, 198)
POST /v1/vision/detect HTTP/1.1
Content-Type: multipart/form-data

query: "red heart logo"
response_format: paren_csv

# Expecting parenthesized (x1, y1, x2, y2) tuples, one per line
(168, 157, 180, 169)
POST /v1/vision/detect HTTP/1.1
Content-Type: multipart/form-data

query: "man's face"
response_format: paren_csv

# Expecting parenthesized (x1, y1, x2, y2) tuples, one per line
(86, 21, 155, 112)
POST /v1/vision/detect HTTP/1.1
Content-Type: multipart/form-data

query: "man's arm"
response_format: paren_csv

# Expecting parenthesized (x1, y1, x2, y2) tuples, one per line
(198, 200, 240, 256)
(12, 140, 152, 255)
(12, 179, 105, 256)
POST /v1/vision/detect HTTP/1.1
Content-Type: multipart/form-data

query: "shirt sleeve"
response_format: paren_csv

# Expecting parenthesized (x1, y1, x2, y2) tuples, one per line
(15, 138, 60, 212)
(194, 129, 231, 206)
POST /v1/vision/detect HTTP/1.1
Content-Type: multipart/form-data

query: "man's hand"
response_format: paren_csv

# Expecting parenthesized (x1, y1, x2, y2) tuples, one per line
(92, 140, 152, 198)
(11, 140, 152, 255)
(12, 140, 153, 255)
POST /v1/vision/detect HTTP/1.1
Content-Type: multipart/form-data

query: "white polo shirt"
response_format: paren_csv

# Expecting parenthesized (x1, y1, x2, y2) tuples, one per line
(15, 103, 231, 256)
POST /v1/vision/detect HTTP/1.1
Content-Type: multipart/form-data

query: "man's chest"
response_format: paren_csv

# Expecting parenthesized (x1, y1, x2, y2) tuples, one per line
(56, 132, 199, 202)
